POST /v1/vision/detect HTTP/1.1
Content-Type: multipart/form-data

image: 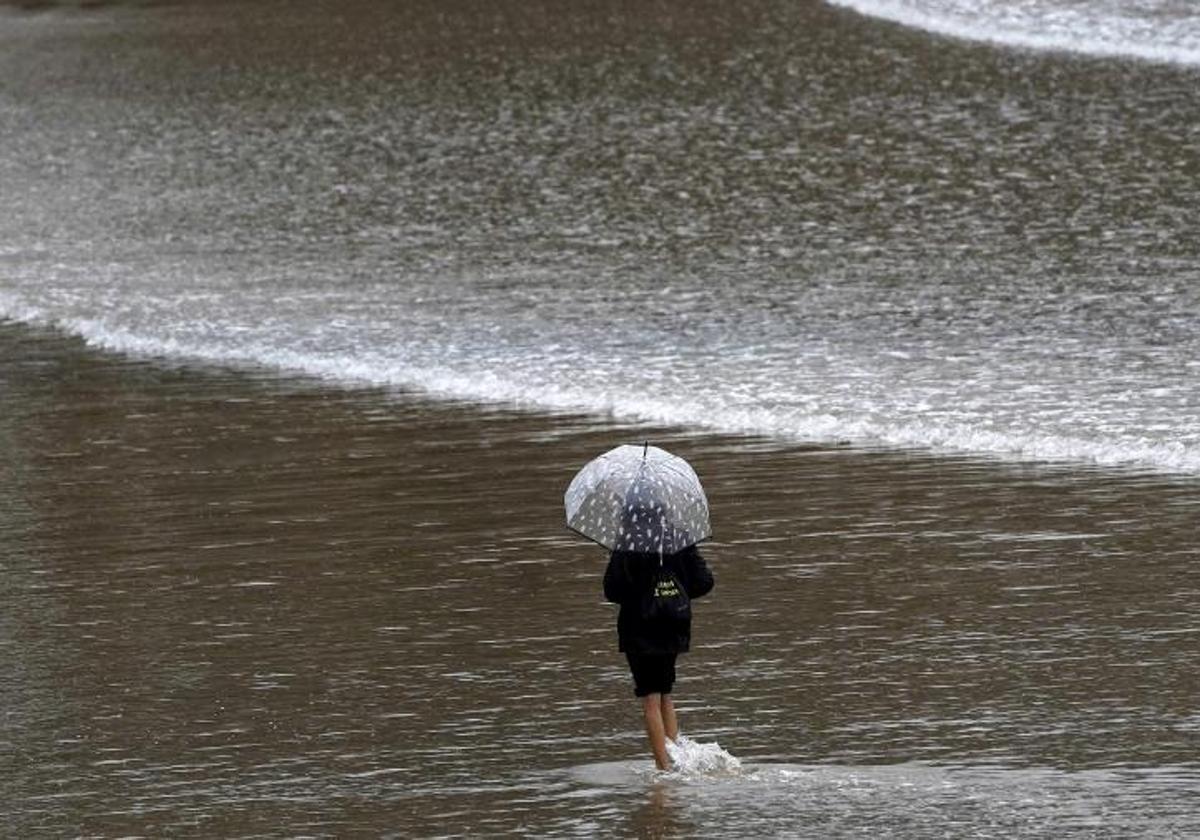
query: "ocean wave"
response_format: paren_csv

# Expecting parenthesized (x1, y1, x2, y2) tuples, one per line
(827, 0, 1200, 67)
(3, 298, 1197, 476)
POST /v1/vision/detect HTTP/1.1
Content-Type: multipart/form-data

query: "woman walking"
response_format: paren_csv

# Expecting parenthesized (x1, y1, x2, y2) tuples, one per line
(564, 442, 715, 770)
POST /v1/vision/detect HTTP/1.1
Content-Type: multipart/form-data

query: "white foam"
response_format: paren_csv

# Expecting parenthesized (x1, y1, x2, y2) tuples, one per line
(827, 0, 1200, 67)
(3, 292, 1198, 476)
(665, 734, 742, 778)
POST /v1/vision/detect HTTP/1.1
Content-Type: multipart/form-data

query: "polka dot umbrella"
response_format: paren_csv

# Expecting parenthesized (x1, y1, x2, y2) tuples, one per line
(564, 443, 711, 555)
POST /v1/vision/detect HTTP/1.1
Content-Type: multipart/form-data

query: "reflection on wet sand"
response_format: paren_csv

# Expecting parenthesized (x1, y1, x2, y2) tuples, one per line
(629, 782, 693, 839)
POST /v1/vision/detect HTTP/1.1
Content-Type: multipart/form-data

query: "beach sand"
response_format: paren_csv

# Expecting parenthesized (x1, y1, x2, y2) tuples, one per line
(2, 320, 1198, 835)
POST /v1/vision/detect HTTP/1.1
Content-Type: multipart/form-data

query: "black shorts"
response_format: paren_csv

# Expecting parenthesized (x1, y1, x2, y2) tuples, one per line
(625, 652, 677, 697)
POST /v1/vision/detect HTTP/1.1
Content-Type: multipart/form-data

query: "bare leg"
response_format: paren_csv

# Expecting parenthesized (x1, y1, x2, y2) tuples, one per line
(640, 693, 672, 770)
(662, 694, 679, 743)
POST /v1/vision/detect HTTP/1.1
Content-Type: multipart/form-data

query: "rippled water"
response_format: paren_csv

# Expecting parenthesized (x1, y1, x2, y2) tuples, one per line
(2, 0, 1199, 835)
(2, 324, 1198, 836)
(2, 0, 1199, 472)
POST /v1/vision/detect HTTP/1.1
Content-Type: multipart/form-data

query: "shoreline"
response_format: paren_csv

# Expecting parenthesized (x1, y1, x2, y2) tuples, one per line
(4, 318, 1195, 484)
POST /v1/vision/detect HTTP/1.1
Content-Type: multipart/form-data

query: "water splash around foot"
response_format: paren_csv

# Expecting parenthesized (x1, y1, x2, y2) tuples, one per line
(664, 734, 742, 778)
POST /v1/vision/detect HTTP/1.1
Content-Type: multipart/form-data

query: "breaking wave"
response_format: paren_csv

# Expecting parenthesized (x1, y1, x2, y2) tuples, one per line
(828, 0, 1200, 66)
(3, 294, 1198, 476)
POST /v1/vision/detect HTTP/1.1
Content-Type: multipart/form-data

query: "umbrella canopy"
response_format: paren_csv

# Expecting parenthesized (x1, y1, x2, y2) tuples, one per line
(564, 443, 711, 555)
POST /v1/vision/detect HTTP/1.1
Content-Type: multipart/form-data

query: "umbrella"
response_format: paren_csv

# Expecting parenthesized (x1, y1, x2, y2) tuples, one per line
(564, 443, 711, 555)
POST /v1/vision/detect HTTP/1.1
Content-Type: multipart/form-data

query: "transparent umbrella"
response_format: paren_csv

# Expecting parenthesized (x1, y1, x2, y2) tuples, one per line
(564, 443, 711, 555)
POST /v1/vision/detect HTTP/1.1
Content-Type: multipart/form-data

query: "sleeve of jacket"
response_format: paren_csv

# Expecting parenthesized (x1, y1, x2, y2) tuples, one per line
(603, 552, 630, 604)
(683, 548, 715, 599)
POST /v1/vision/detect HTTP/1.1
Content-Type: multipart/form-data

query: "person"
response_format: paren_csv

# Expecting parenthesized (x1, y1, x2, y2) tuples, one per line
(603, 543, 714, 770)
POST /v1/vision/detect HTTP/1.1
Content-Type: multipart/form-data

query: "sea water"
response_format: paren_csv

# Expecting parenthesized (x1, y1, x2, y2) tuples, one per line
(830, 0, 1200, 66)
(1, 0, 1198, 475)
(2, 2, 1200, 836)
(558, 759, 1199, 837)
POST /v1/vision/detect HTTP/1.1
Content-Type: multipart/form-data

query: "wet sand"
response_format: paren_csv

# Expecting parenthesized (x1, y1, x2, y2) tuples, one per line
(2, 321, 1198, 837)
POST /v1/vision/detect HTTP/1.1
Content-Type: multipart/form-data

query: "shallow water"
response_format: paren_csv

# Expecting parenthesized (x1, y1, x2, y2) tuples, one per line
(563, 761, 1200, 837)
(2, 323, 1197, 836)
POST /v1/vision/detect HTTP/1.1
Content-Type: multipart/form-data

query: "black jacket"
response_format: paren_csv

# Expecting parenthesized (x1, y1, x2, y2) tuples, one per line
(603, 546, 714, 655)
